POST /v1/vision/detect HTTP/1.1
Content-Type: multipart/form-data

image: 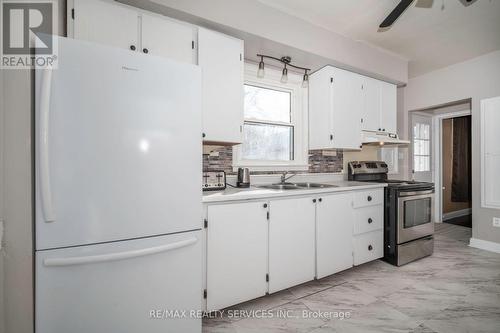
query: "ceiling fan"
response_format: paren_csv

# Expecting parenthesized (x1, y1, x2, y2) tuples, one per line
(379, 0, 480, 29)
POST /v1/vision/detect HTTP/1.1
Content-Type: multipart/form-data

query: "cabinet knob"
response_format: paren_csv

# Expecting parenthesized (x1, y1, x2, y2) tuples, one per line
(383, 128, 386, 132)
(202, 133, 206, 138)
(368, 218, 373, 224)
(318, 198, 322, 202)
(330, 134, 333, 140)
(378, 128, 381, 131)
(367, 196, 372, 202)
(143, 48, 149, 54)
(130, 45, 136, 51)
(263, 203, 268, 208)
(313, 199, 317, 203)
(368, 245, 373, 251)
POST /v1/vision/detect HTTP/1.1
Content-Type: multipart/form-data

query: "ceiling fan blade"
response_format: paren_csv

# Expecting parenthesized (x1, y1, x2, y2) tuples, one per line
(379, 0, 416, 29)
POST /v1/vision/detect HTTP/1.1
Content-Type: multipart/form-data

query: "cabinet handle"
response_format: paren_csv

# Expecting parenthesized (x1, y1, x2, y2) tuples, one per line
(130, 45, 136, 51)
(368, 218, 373, 224)
(313, 199, 317, 203)
(368, 245, 373, 251)
(367, 196, 372, 202)
(143, 48, 149, 54)
(263, 203, 268, 208)
(318, 198, 322, 202)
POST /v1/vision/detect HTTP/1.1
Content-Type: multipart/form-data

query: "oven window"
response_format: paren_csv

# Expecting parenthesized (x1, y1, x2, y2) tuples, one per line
(404, 198, 432, 228)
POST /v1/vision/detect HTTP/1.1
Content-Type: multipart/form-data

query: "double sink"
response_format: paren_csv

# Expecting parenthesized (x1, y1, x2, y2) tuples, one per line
(258, 182, 338, 190)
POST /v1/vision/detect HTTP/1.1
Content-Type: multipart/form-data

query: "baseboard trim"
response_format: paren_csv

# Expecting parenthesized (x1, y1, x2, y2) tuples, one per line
(443, 208, 471, 221)
(469, 238, 500, 254)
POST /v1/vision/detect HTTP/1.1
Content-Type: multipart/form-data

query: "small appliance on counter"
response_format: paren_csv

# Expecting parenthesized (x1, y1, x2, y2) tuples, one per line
(237, 168, 250, 188)
(202, 171, 226, 191)
(348, 161, 435, 266)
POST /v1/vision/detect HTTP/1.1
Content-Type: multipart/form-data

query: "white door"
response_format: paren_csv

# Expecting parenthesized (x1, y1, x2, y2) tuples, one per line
(206, 202, 268, 311)
(73, 0, 139, 51)
(316, 193, 354, 278)
(268, 197, 315, 293)
(411, 114, 433, 182)
(361, 77, 381, 132)
(198, 28, 244, 144)
(309, 68, 334, 149)
(36, 38, 202, 250)
(331, 68, 362, 150)
(141, 13, 195, 63)
(380, 82, 397, 134)
(36, 231, 202, 333)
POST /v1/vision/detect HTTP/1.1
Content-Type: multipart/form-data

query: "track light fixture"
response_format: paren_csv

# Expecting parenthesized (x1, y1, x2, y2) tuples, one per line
(256, 54, 310, 88)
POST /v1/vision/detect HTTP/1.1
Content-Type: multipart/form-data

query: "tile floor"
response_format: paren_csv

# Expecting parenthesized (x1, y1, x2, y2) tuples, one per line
(203, 224, 500, 333)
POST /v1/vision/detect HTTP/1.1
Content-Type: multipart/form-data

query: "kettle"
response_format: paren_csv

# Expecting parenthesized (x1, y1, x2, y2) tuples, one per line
(237, 168, 250, 188)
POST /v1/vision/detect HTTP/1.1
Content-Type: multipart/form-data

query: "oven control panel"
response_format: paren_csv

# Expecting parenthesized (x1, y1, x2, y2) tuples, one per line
(348, 161, 388, 174)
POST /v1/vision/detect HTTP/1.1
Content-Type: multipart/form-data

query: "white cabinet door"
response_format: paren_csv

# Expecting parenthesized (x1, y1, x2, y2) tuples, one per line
(361, 77, 381, 132)
(380, 81, 397, 134)
(198, 28, 244, 144)
(309, 67, 334, 149)
(141, 13, 195, 63)
(206, 202, 268, 311)
(268, 197, 315, 293)
(331, 68, 362, 150)
(316, 193, 354, 279)
(73, 0, 139, 51)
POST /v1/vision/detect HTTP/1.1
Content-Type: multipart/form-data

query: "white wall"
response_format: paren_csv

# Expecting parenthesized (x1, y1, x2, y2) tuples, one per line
(402, 50, 500, 245)
(121, 0, 409, 84)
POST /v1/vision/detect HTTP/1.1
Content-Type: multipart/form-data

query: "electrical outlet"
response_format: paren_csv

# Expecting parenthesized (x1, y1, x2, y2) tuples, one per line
(493, 217, 500, 228)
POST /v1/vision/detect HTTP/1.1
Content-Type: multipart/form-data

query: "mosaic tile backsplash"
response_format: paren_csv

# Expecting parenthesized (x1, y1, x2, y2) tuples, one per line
(203, 146, 344, 174)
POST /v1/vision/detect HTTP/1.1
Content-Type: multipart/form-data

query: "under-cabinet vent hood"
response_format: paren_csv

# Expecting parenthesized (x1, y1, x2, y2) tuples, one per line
(362, 131, 410, 146)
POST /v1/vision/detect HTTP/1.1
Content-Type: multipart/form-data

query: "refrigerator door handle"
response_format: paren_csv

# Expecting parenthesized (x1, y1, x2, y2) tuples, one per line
(43, 237, 198, 267)
(39, 68, 55, 222)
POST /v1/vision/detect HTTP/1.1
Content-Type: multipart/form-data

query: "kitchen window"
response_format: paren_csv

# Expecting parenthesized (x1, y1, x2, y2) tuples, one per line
(233, 64, 308, 171)
(413, 123, 431, 172)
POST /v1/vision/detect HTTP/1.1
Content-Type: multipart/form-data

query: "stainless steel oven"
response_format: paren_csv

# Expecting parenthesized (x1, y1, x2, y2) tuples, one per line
(397, 189, 434, 244)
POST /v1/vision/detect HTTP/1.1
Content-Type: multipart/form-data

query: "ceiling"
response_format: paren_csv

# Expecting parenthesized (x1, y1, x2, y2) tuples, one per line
(256, 0, 500, 78)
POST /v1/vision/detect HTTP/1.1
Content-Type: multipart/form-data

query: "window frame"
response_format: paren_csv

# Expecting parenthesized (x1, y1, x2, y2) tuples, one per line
(413, 122, 431, 172)
(232, 63, 309, 172)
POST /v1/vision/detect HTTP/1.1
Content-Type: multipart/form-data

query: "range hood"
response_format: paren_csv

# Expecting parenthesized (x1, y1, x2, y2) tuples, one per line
(362, 131, 410, 146)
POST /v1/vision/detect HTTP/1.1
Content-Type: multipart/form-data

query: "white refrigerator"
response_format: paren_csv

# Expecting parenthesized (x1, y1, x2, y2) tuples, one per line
(35, 37, 202, 333)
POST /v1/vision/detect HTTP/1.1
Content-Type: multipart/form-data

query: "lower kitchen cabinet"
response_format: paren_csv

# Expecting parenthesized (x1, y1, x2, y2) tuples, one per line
(353, 230, 384, 265)
(206, 202, 268, 311)
(316, 193, 354, 278)
(268, 197, 316, 293)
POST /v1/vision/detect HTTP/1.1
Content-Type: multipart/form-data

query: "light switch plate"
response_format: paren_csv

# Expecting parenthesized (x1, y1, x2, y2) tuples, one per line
(493, 217, 500, 228)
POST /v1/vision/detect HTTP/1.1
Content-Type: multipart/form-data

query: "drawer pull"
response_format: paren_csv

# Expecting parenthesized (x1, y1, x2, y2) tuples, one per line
(368, 218, 373, 224)
(367, 196, 372, 202)
(263, 203, 268, 208)
(368, 245, 373, 251)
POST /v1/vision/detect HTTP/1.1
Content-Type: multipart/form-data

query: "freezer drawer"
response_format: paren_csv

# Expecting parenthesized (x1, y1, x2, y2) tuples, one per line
(36, 231, 202, 333)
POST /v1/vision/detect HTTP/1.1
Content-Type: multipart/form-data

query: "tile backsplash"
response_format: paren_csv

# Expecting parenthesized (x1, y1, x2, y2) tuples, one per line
(203, 146, 344, 174)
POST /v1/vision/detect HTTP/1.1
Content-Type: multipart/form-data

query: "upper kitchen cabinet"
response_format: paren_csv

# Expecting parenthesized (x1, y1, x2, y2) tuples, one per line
(198, 28, 244, 145)
(71, 0, 196, 63)
(72, 0, 139, 51)
(361, 78, 397, 134)
(309, 66, 362, 150)
(379, 81, 397, 134)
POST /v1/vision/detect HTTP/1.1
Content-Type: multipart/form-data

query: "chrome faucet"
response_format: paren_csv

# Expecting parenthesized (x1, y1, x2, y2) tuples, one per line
(280, 171, 296, 184)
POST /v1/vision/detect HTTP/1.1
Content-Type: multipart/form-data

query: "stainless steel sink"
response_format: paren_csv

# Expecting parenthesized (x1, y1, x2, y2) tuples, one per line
(294, 182, 338, 189)
(258, 182, 338, 190)
(258, 183, 302, 190)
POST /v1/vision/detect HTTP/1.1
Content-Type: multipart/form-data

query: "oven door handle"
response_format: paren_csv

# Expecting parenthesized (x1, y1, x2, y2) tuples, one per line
(398, 190, 434, 197)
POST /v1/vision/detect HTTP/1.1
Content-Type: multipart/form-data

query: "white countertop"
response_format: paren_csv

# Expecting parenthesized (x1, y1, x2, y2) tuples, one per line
(202, 181, 386, 203)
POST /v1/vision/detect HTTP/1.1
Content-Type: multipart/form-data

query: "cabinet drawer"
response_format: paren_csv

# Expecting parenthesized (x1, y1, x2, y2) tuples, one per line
(353, 205, 383, 235)
(353, 230, 383, 265)
(353, 189, 383, 208)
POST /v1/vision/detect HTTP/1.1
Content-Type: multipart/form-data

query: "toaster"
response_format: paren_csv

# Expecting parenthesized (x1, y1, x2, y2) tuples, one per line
(202, 171, 226, 191)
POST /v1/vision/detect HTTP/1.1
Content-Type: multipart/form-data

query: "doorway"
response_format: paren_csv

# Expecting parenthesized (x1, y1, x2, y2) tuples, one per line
(409, 100, 472, 226)
(441, 116, 472, 227)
